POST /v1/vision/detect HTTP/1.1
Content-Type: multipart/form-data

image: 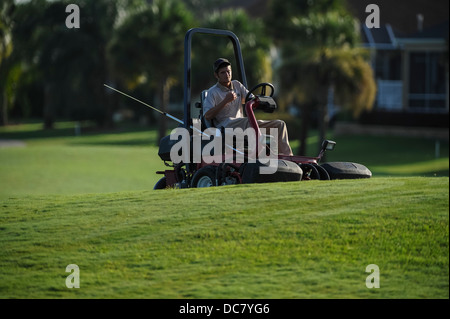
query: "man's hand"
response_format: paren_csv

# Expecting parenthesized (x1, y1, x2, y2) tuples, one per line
(224, 91, 237, 105)
(204, 91, 237, 122)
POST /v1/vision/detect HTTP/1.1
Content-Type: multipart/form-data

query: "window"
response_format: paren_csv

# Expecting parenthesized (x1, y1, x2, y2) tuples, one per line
(408, 52, 447, 110)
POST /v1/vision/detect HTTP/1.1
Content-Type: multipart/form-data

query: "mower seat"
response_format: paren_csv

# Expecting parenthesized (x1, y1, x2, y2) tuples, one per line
(195, 90, 216, 131)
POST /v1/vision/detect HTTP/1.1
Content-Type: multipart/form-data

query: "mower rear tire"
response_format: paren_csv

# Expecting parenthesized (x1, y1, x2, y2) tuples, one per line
(154, 177, 167, 190)
(191, 166, 217, 188)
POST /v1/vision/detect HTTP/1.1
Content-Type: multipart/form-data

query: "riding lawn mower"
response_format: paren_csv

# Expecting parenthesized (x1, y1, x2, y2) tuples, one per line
(106, 28, 372, 190)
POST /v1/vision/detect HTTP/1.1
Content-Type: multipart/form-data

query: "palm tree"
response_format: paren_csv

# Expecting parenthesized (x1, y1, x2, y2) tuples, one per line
(283, 11, 376, 155)
(281, 56, 376, 154)
(108, 0, 194, 142)
(266, 2, 376, 156)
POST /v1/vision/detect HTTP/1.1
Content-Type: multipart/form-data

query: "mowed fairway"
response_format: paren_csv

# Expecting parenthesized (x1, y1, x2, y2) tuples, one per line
(0, 178, 448, 298)
(0, 122, 449, 298)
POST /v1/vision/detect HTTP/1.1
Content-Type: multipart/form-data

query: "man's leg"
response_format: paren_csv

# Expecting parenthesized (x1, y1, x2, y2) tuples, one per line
(223, 118, 251, 129)
(257, 120, 293, 156)
(221, 118, 253, 155)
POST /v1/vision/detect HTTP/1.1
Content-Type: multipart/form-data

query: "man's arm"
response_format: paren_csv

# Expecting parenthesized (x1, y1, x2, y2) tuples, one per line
(204, 91, 237, 122)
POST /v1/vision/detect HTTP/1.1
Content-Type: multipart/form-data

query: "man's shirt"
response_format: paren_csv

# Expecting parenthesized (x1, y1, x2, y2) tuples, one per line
(203, 80, 249, 128)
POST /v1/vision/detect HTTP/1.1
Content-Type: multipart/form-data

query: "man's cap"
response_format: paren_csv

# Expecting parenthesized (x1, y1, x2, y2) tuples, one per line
(213, 58, 231, 73)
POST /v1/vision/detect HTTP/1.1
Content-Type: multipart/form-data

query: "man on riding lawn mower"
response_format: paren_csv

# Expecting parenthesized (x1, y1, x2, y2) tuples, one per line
(203, 58, 293, 156)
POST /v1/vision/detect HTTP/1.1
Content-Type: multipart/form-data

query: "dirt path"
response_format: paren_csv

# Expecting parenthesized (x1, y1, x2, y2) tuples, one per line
(0, 140, 26, 148)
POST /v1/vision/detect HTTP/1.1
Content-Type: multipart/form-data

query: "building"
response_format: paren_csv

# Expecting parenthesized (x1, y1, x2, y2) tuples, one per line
(211, 0, 449, 127)
(347, 0, 448, 127)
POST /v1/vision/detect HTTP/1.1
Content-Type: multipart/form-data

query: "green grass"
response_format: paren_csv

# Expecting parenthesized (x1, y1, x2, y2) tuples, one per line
(0, 121, 449, 299)
(0, 122, 448, 198)
(0, 122, 169, 198)
(0, 178, 448, 298)
(326, 135, 449, 177)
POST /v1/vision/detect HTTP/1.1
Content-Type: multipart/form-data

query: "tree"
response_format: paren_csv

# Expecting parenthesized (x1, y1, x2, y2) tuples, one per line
(108, 0, 194, 142)
(182, 0, 227, 20)
(11, 0, 118, 129)
(0, 0, 15, 126)
(266, 1, 376, 156)
(192, 8, 272, 94)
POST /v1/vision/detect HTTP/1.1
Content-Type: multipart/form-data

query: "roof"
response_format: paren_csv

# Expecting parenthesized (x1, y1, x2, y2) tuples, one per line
(214, 0, 449, 45)
(346, 0, 449, 37)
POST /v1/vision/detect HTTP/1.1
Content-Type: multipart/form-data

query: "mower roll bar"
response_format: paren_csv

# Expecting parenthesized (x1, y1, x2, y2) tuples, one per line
(183, 28, 248, 130)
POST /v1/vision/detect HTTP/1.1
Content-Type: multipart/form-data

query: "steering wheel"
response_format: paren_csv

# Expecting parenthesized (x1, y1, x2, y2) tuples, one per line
(245, 82, 275, 103)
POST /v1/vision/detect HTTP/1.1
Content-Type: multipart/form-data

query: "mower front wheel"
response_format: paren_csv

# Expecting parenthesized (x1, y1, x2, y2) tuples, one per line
(191, 166, 217, 188)
(299, 163, 330, 180)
